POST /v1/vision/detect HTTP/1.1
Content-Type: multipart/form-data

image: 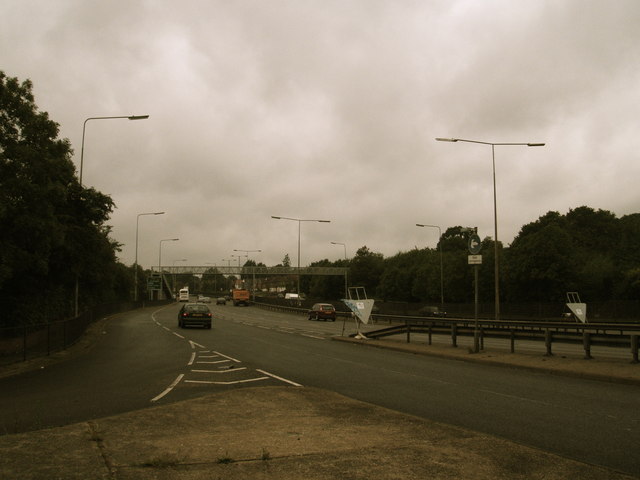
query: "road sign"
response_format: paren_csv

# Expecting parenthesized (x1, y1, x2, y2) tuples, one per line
(468, 255, 483, 265)
(343, 298, 375, 325)
(468, 234, 482, 254)
(147, 275, 162, 291)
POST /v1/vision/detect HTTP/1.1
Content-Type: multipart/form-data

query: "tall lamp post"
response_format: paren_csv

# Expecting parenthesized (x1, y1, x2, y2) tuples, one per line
(231, 254, 247, 290)
(221, 259, 231, 292)
(158, 238, 179, 276)
(436, 137, 544, 320)
(172, 259, 187, 295)
(79, 115, 149, 185)
(231, 254, 247, 267)
(330, 241, 348, 299)
(75, 114, 149, 316)
(416, 224, 444, 307)
(233, 249, 262, 260)
(134, 211, 164, 302)
(234, 249, 262, 298)
(271, 216, 331, 295)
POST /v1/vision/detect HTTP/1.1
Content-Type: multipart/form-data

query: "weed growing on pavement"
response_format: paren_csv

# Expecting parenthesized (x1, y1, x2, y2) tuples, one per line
(139, 453, 185, 468)
(261, 447, 271, 461)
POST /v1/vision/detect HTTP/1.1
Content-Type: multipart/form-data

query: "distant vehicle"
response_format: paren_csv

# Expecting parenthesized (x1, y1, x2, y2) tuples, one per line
(197, 295, 211, 303)
(216, 297, 226, 305)
(285, 293, 299, 300)
(420, 306, 447, 318)
(178, 287, 189, 302)
(232, 289, 250, 306)
(178, 303, 212, 329)
(308, 303, 336, 321)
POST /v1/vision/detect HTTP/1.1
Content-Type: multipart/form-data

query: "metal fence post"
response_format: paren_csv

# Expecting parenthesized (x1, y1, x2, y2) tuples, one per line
(544, 328, 553, 356)
(451, 324, 457, 348)
(583, 331, 593, 360)
(631, 335, 639, 364)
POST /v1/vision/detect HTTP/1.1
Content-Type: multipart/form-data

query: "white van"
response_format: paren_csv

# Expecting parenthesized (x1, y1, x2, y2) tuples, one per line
(179, 288, 189, 302)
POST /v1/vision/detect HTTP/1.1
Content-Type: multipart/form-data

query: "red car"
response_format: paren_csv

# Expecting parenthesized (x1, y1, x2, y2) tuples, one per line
(308, 303, 336, 321)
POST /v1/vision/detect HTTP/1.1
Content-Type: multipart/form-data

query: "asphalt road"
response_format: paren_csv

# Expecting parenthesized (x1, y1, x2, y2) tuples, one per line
(0, 303, 638, 476)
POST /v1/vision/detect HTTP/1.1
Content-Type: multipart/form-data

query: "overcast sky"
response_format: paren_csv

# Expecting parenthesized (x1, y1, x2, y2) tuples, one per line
(3, 0, 640, 269)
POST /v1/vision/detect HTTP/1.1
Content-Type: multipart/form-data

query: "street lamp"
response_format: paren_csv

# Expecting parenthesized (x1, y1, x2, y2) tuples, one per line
(233, 249, 262, 261)
(234, 249, 262, 297)
(75, 113, 149, 315)
(172, 259, 187, 294)
(134, 211, 164, 302)
(416, 224, 444, 307)
(158, 238, 179, 273)
(231, 254, 247, 267)
(79, 115, 149, 185)
(271, 216, 331, 295)
(436, 137, 545, 319)
(330, 241, 348, 299)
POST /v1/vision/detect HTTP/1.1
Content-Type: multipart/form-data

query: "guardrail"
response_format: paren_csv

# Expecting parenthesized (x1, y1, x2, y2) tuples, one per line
(360, 315, 640, 363)
(251, 302, 639, 362)
(0, 300, 172, 367)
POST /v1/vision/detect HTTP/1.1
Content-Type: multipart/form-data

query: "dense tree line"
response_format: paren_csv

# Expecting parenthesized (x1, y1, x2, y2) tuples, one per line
(303, 208, 640, 306)
(0, 72, 130, 327)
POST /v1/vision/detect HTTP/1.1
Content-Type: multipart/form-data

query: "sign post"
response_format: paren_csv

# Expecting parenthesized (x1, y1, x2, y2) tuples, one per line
(147, 273, 162, 291)
(566, 292, 587, 323)
(468, 233, 482, 353)
(343, 286, 374, 339)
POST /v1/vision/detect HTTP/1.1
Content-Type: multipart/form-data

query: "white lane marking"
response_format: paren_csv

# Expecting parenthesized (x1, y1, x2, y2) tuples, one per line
(301, 334, 325, 340)
(257, 369, 303, 387)
(191, 367, 247, 374)
(184, 377, 269, 385)
(189, 340, 206, 349)
(151, 374, 184, 402)
(478, 389, 553, 406)
(187, 352, 196, 366)
(212, 350, 241, 363)
(196, 360, 231, 364)
(173, 332, 185, 339)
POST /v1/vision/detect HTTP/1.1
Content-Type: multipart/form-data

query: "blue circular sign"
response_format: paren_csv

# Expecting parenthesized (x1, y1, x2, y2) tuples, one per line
(468, 234, 482, 254)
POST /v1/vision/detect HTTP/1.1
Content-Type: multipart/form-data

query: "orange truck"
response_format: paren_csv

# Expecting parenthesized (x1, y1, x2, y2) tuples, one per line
(232, 289, 250, 306)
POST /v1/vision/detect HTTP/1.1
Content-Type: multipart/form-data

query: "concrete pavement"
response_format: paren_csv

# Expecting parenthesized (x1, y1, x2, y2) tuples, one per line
(2, 384, 638, 480)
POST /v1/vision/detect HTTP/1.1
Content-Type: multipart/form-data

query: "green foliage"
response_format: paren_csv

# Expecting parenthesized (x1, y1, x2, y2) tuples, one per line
(0, 72, 129, 326)
(306, 258, 346, 300)
(505, 207, 640, 302)
(350, 246, 384, 297)
(305, 207, 640, 305)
